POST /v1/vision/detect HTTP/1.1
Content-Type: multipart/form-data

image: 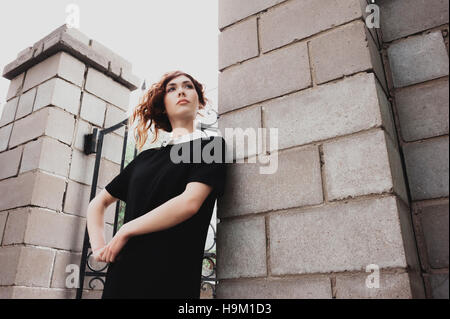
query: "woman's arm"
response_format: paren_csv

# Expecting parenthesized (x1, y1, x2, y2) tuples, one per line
(123, 182, 213, 237)
(99, 182, 212, 263)
(87, 189, 117, 251)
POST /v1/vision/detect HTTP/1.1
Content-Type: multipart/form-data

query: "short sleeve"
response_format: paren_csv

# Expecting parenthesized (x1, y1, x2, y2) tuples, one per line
(186, 136, 228, 197)
(105, 154, 140, 202)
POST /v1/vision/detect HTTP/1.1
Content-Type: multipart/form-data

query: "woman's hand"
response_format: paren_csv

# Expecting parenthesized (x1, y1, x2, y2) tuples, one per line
(92, 246, 107, 263)
(99, 224, 132, 263)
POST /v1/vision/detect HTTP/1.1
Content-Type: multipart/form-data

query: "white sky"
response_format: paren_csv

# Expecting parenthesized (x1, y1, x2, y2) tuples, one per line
(0, 0, 219, 119)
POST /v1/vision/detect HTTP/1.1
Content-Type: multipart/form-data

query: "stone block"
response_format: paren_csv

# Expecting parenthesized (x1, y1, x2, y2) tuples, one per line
(69, 149, 96, 185)
(219, 41, 311, 113)
(396, 198, 426, 298)
(260, 0, 368, 53)
(102, 133, 125, 165)
(396, 79, 449, 142)
(9, 106, 75, 148)
(3, 207, 85, 252)
(34, 77, 82, 115)
(85, 68, 131, 111)
(2, 207, 28, 244)
(0, 170, 66, 212)
(0, 97, 19, 128)
(73, 119, 98, 152)
(58, 30, 109, 71)
(0, 286, 76, 299)
(269, 196, 408, 275)
(6, 73, 24, 101)
(16, 246, 55, 287)
(387, 31, 449, 88)
(50, 250, 81, 289)
(403, 136, 449, 200)
(119, 69, 141, 91)
(81, 289, 103, 299)
(97, 158, 121, 189)
(0, 146, 24, 180)
(0, 245, 55, 287)
(90, 39, 132, 74)
(15, 88, 37, 120)
(104, 104, 126, 136)
(218, 145, 323, 218)
(323, 129, 406, 202)
(429, 273, 449, 299)
(0, 246, 21, 285)
(0, 211, 7, 245)
(263, 73, 394, 152)
(0, 123, 13, 152)
(20, 136, 72, 177)
(335, 272, 412, 298)
(218, 105, 263, 161)
(309, 20, 387, 93)
(65, 26, 91, 46)
(216, 276, 332, 299)
(419, 201, 449, 268)
(219, 16, 259, 70)
(375, 77, 398, 145)
(219, 0, 286, 29)
(9, 108, 48, 147)
(45, 107, 76, 145)
(216, 216, 266, 279)
(51, 250, 107, 290)
(23, 51, 85, 91)
(64, 180, 92, 218)
(385, 133, 409, 204)
(80, 92, 107, 127)
(378, 0, 450, 42)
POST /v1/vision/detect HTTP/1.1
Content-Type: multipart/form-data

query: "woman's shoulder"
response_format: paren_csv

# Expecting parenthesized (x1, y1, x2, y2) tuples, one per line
(127, 147, 160, 163)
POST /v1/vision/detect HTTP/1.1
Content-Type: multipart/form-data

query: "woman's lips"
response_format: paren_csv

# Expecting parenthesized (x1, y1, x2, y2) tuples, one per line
(177, 100, 189, 104)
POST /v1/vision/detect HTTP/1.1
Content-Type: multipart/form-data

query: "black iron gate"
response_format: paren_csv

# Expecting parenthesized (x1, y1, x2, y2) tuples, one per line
(76, 115, 220, 299)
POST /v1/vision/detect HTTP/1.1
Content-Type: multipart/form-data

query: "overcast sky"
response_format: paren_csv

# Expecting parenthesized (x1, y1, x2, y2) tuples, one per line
(0, 0, 219, 120)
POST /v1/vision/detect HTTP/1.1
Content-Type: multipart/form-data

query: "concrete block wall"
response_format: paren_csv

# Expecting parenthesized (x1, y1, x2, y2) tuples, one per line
(0, 24, 139, 299)
(217, 0, 426, 299)
(378, 0, 449, 299)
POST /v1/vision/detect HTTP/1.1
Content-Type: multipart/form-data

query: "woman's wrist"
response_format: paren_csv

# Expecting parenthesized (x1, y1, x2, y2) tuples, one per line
(118, 222, 134, 239)
(92, 245, 105, 253)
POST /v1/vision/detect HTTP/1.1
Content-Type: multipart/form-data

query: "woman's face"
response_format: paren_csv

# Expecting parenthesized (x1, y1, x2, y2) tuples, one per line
(163, 75, 200, 122)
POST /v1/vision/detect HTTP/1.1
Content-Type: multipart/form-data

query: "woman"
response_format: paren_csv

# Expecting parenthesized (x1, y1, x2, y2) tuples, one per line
(86, 70, 228, 299)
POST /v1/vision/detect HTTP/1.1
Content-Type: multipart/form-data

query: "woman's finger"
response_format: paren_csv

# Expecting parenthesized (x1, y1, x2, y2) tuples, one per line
(109, 241, 116, 263)
(106, 246, 112, 263)
(98, 247, 107, 262)
(92, 248, 100, 262)
(103, 246, 108, 263)
(101, 246, 108, 263)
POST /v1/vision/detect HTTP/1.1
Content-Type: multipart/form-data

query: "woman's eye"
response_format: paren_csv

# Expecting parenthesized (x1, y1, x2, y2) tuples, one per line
(167, 85, 193, 92)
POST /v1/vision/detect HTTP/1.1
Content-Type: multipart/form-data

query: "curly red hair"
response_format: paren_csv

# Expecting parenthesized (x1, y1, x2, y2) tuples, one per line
(128, 70, 209, 151)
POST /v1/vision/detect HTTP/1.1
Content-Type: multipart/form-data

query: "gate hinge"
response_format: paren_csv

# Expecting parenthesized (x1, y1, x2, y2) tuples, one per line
(83, 128, 98, 155)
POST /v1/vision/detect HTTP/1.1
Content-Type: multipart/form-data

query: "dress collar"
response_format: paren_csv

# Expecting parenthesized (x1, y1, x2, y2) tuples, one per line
(165, 119, 203, 146)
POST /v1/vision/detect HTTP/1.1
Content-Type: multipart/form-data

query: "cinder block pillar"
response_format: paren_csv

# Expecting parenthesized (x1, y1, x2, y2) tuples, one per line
(0, 24, 140, 299)
(378, 0, 449, 299)
(217, 0, 425, 298)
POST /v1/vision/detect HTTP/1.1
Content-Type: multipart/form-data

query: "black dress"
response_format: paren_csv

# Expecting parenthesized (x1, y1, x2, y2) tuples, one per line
(101, 135, 228, 299)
